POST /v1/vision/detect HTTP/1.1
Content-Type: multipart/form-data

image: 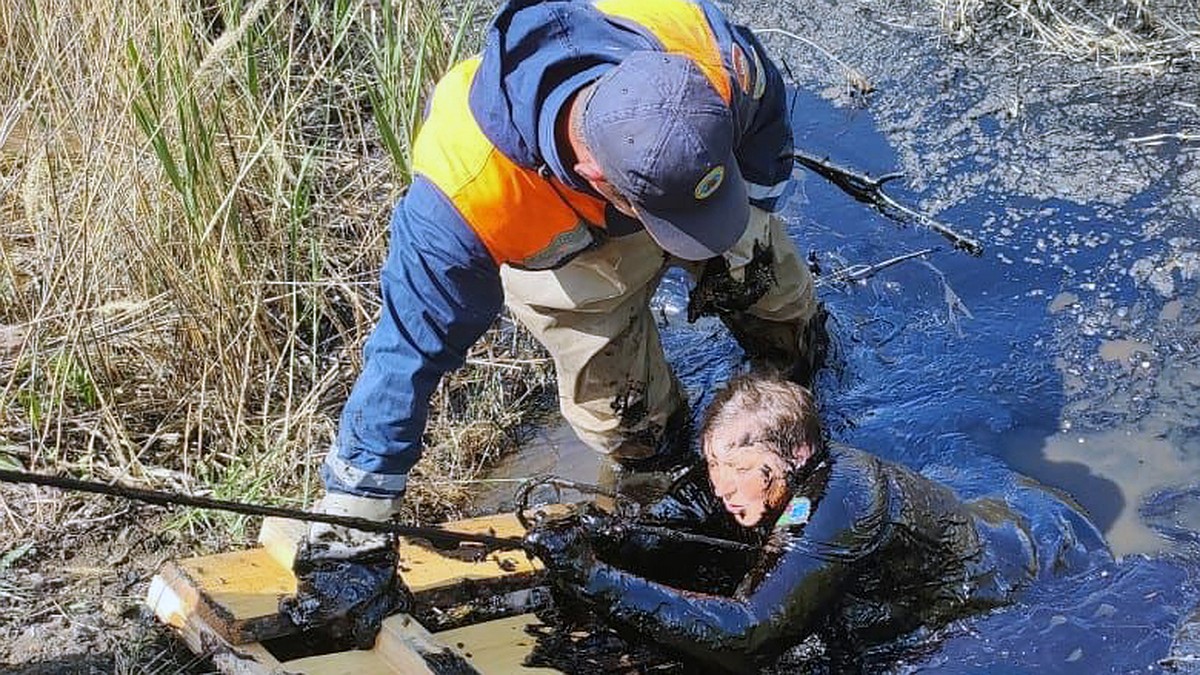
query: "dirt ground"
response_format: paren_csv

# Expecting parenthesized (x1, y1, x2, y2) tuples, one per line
(0, 488, 231, 673)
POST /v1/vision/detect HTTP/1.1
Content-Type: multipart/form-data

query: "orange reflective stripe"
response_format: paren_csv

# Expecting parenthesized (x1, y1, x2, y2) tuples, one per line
(594, 0, 730, 103)
(413, 59, 607, 267)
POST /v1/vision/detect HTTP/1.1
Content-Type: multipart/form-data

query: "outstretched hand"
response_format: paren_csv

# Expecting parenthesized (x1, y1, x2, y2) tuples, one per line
(279, 492, 411, 649)
(281, 536, 410, 649)
(524, 515, 599, 584)
(577, 504, 629, 554)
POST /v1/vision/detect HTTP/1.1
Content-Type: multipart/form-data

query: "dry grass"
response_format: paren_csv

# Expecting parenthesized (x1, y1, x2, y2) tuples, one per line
(0, 0, 549, 543)
(937, 0, 1200, 73)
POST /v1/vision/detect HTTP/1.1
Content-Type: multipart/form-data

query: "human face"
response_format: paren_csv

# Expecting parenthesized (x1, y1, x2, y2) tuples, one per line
(704, 415, 792, 528)
(589, 176, 639, 219)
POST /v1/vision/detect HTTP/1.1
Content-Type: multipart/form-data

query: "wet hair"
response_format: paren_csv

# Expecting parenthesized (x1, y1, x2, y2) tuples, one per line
(700, 371, 825, 466)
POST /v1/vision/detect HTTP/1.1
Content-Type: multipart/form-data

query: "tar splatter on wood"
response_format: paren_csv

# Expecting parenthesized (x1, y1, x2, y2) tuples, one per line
(422, 648, 478, 674)
(522, 606, 684, 673)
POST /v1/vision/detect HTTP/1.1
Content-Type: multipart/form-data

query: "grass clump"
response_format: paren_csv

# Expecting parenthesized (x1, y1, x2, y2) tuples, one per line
(0, 0, 549, 542)
(937, 0, 1200, 72)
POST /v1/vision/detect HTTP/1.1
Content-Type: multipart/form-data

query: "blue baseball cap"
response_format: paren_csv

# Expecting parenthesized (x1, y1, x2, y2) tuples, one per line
(582, 51, 747, 261)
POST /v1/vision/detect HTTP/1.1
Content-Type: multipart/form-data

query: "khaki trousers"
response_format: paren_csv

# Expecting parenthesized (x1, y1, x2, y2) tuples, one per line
(501, 207, 819, 462)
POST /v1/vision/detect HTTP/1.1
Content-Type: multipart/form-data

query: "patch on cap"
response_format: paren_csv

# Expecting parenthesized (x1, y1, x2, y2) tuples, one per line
(694, 165, 726, 200)
(776, 495, 811, 527)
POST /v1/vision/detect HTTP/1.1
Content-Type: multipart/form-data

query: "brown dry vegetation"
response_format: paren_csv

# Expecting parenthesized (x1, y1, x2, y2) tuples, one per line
(0, 0, 557, 527)
(0, 0, 548, 667)
(938, 0, 1200, 73)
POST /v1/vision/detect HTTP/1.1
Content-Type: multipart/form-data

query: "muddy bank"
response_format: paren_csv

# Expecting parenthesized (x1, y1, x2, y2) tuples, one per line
(0, 487, 216, 672)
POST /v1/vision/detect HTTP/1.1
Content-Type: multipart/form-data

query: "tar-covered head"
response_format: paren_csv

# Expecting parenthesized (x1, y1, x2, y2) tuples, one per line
(700, 373, 825, 527)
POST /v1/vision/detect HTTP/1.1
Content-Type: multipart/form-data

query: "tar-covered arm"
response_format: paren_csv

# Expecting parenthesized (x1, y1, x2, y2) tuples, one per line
(570, 457, 889, 673)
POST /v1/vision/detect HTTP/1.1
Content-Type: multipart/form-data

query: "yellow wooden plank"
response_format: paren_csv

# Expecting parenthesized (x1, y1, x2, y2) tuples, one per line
(400, 542, 539, 595)
(374, 613, 476, 673)
(258, 516, 306, 569)
(397, 513, 552, 631)
(282, 648, 396, 674)
(177, 548, 297, 614)
(437, 613, 560, 674)
(158, 511, 560, 648)
(279, 613, 482, 674)
(276, 614, 561, 675)
(261, 514, 544, 597)
(146, 561, 200, 634)
(151, 547, 297, 644)
(178, 549, 295, 620)
(399, 513, 541, 594)
(145, 569, 284, 674)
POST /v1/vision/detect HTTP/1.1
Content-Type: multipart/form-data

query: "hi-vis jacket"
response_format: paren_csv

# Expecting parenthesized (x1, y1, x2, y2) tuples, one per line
(324, 0, 794, 497)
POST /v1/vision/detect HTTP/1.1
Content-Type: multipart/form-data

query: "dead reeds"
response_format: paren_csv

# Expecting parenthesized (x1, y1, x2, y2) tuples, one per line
(0, 0, 548, 547)
(938, 0, 1200, 73)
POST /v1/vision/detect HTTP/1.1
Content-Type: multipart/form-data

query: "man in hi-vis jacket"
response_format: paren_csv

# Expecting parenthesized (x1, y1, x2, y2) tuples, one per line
(280, 0, 826, 644)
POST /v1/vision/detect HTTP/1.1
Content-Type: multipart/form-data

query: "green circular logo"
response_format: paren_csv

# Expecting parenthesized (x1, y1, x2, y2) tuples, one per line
(694, 166, 725, 200)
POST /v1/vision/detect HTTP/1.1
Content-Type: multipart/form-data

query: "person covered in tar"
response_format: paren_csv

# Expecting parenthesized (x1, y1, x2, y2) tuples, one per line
(524, 373, 1113, 672)
(282, 0, 830, 643)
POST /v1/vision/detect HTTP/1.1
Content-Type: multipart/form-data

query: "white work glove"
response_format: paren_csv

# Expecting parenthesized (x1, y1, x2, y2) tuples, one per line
(304, 491, 404, 558)
(279, 491, 408, 648)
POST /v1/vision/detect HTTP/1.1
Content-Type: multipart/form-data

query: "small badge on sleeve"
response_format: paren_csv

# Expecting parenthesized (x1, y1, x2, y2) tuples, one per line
(730, 42, 766, 100)
(776, 496, 811, 527)
(749, 46, 766, 99)
(731, 43, 752, 95)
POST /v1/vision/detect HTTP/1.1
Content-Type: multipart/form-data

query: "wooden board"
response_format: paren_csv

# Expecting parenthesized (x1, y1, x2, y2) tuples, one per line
(399, 512, 541, 593)
(258, 514, 551, 631)
(256, 513, 543, 590)
(148, 577, 481, 675)
(148, 511, 571, 672)
(396, 514, 546, 630)
(279, 613, 477, 674)
(438, 613, 559, 675)
(271, 613, 556, 675)
(146, 570, 286, 674)
(149, 512, 555, 645)
(146, 547, 298, 645)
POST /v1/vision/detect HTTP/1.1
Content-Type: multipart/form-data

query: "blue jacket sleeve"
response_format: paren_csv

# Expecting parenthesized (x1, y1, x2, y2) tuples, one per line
(696, 0, 794, 212)
(322, 177, 502, 497)
(730, 25, 794, 212)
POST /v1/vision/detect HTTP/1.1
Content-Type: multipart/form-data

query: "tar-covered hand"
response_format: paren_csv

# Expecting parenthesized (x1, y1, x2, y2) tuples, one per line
(524, 515, 599, 584)
(577, 504, 628, 555)
(279, 492, 411, 649)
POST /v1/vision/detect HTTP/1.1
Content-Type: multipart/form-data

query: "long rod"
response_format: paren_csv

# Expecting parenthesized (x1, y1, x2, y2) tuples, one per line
(1, 469, 759, 556)
(0, 468, 524, 550)
(791, 150, 984, 256)
(624, 524, 755, 552)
